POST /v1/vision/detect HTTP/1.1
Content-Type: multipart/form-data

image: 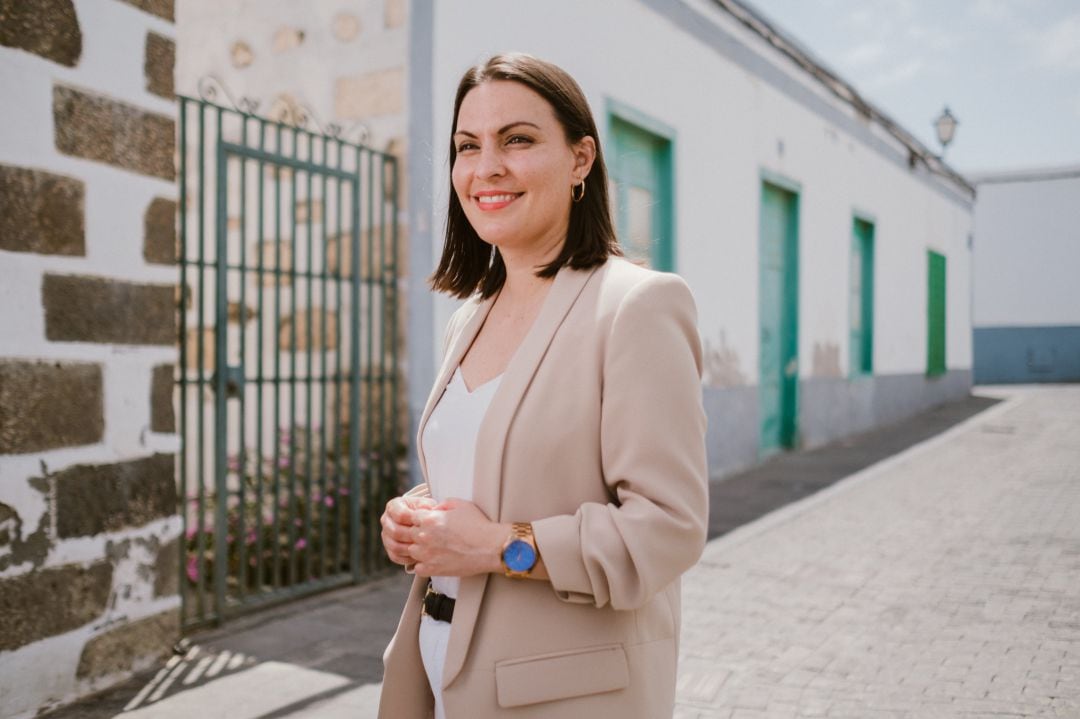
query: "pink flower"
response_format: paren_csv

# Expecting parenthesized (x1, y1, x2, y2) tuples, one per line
(185, 526, 198, 541)
(246, 531, 257, 545)
(295, 538, 307, 550)
(323, 495, 335, 508)
(186, 556, 199, 583)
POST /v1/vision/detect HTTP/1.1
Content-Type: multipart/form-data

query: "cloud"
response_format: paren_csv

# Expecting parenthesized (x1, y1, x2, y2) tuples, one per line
(907, 24, 957, 51)
(867, 58, 924, 89)
(843, 42, 886, 67)
(1031, 13, 1080, 71)
(969, 0, 1019, 23)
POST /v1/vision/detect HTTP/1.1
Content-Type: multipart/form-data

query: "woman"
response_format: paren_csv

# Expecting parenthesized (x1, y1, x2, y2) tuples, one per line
(379, 53, 708, 718)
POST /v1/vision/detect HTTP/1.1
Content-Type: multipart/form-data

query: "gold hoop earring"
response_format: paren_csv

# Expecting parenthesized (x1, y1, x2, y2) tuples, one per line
(571, 181, 586, 203)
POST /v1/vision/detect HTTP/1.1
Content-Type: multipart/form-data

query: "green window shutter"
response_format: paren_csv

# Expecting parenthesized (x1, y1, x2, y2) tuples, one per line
(927, 250, 947, 376)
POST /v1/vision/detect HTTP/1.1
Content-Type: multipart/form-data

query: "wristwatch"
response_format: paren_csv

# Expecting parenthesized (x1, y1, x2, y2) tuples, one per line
(500, 522, 538, 578)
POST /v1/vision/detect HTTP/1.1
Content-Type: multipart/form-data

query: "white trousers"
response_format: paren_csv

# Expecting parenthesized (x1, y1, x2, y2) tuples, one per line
(419, 613, 451, 719)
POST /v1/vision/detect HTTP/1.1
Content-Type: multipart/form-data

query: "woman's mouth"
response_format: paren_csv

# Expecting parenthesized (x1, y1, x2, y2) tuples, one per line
(474, 192, 522, 211)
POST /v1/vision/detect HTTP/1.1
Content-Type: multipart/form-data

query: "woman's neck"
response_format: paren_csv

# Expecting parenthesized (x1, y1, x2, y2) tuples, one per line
(498, 235, 563, 304)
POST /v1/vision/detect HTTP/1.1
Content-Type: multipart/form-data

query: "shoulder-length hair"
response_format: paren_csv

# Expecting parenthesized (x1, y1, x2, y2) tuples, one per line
(429, 53, 620, 299)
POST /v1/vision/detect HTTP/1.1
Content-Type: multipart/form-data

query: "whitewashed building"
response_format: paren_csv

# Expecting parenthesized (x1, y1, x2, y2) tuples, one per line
(413, 0, 976, 478)
(971, 165, 1080, 384)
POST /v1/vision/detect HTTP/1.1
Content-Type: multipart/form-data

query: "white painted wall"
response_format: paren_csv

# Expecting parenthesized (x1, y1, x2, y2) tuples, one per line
(0, 2, 180, 717)
(972, 168, 1080, 327)
(423, 0, 973, 382)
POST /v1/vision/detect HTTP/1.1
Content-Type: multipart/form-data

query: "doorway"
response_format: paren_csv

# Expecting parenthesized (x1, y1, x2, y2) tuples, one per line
(759, 180, 800, 454)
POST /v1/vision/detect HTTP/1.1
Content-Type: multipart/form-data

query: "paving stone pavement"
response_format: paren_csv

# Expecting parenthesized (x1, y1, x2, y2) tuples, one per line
(39, 387, 1077, 718)
(675, 385, 1080, 718)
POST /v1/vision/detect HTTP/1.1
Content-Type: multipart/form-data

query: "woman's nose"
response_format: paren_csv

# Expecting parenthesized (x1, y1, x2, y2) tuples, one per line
(475, 146, 505, 178)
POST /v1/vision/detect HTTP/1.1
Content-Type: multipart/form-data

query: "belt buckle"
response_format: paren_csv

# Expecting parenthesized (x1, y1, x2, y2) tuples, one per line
(421, 582, 435, 617)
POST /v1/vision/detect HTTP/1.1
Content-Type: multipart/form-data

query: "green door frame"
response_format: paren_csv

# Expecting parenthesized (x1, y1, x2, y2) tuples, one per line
(850, 216, 875, 376)
(758, 175, 800, 455)
(605, 99, 675, 271)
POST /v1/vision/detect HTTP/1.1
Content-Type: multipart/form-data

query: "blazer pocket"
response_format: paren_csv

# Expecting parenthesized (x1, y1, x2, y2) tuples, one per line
(495, 644, 629, 708)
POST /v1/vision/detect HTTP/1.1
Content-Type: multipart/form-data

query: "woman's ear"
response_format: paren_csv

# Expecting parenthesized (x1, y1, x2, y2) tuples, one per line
(571, 135, 597, 183)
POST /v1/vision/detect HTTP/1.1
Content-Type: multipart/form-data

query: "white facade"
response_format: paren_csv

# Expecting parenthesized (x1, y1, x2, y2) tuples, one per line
(971, 165, 1080, 383)
(412, 0, 974, 476)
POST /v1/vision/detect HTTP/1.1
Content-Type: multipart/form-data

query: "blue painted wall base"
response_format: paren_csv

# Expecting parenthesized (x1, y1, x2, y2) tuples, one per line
(973, 325, 1080, 384)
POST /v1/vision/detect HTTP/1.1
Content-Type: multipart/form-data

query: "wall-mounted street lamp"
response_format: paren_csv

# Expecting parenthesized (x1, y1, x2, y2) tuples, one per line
(934, 106, 958, 157)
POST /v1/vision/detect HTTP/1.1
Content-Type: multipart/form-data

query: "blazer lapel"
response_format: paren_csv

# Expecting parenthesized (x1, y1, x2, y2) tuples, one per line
(414, 296, 495, 483)
(442, 263, 599, 690)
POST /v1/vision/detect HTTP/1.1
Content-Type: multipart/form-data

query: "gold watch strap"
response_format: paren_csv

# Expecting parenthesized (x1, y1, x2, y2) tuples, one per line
(502, 522, 537, 578)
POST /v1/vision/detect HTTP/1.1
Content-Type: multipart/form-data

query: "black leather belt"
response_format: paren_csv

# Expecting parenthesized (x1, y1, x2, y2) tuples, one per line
(422, 582, 455, 623)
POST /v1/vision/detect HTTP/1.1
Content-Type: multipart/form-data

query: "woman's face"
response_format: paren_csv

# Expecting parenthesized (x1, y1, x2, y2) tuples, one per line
(452, 80, 594, 257)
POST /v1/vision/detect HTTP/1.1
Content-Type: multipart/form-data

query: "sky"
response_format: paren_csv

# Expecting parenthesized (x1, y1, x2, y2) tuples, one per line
(744, 0, 1080, 175)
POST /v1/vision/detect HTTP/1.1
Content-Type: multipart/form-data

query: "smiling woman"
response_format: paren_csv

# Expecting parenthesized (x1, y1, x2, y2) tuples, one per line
(450, 83, 589, 262)
(378, 53, 708, 719)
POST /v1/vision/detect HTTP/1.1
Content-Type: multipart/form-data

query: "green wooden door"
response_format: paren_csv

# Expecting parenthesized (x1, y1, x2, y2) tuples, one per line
(927, 250, 946, 375)
(610, 116, 673, 271)
(850, 218, 875, 375)
(759, 182, 799, 453)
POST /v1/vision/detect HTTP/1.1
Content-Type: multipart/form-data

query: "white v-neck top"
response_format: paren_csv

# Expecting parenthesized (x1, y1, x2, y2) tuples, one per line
(420, 365, 504, 599)
(418, 366, 502, 714)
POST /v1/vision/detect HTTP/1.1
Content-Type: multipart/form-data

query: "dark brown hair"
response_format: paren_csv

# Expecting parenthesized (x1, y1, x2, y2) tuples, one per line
(429, 53, 620, 299)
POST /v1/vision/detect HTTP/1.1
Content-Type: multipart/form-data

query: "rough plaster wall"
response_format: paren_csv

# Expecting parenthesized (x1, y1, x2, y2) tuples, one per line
(176, 0, 407, 155)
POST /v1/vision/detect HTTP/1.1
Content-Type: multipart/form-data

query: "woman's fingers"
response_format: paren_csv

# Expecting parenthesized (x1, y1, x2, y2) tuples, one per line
(403, 495, 438, 511)
(381, 495, 428, 566)
(384, 497, 416, 526)
(382, 529, 413, 564)
(381, 519, 409, 546)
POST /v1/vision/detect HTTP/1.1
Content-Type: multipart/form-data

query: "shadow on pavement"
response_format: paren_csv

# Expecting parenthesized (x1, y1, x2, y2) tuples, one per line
(707, 393, 1001, 539)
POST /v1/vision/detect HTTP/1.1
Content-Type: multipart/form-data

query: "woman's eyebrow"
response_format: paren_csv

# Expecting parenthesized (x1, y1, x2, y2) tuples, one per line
(454, 121, 541, 138)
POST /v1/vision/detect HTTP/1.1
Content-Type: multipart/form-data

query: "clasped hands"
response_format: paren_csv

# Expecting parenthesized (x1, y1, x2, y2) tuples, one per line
(381, 495, 509, 577)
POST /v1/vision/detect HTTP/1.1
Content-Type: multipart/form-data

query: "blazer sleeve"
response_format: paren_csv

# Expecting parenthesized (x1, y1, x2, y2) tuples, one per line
(531, 273, 709, 610)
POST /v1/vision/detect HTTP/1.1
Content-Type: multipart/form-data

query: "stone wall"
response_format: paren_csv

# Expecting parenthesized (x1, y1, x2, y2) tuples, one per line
(0, 1, 180, 717)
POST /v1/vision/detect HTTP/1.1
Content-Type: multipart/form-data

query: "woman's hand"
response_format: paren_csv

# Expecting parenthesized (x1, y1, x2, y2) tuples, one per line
(381, 493, 437, 567)
(407, 498, 510, 578)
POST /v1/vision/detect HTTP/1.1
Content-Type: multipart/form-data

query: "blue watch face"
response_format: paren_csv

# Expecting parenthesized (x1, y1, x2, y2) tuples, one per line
(504, 539, 537, 572)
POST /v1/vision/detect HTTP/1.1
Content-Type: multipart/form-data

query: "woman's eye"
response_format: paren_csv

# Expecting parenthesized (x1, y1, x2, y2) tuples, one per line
(456, 142, 478, 152)
(507, 135, 533, 145)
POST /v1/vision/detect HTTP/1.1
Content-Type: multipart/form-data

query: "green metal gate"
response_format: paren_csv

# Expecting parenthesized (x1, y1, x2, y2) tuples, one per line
(177, 93, 402, 629)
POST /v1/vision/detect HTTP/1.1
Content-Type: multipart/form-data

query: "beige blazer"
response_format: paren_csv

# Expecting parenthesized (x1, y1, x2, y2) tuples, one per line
(379, 257, 708, 718)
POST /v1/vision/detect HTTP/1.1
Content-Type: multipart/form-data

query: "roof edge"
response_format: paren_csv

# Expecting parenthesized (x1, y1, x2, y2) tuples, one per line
(714, 0, 975, 197)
